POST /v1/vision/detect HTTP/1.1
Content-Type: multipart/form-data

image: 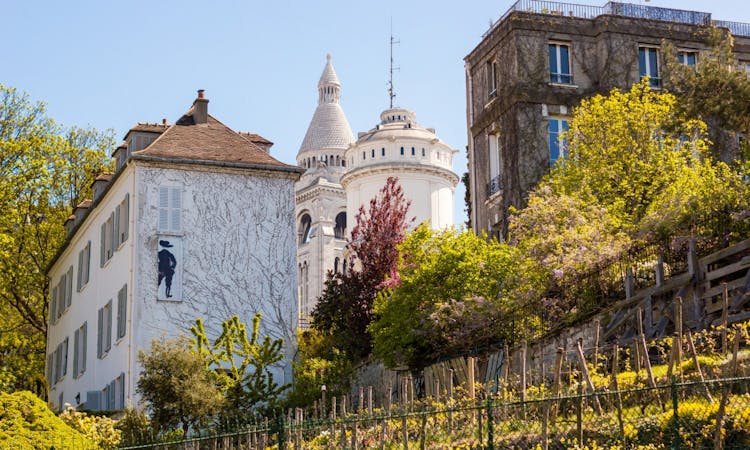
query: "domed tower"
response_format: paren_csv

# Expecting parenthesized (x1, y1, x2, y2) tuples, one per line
(295, 54, 355, 328)
(341, 107, 458, 230)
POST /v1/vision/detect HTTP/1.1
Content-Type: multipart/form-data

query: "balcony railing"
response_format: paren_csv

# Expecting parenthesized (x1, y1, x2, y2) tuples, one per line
(486, 0, 749, 38)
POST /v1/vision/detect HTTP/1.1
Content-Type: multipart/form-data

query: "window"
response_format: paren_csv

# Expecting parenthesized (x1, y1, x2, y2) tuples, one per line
(362, 151, 366, 160)
(116, 194, 129, 246)
(638, 46, 661, 87)
(488, 134, 503, 195)
(65, 266, 72, 310)
(371, 149, 375, 158)
(400, 146, 404, 156)
(549, 43, 572, 84)
(422, 148, 425, 157)
(334, 212, 347, 239)
(73, 322, 87, 379)
(158, 186, 182, 232)
(117, 284, 127, 340)
(548, 118, 570, 167)
(677, 50, 697, 66)
(114, 373, 125, 410)
(53, 338, 68, 383)
(334, 257, 340, 273)
(738, 61, 750, 74)
(486, 60, 498, 98)
(299, 214, 312, 245)
(97, 300, 112, 358)
(411, 147, 415, 156)
(381, 148, 385, 157)
(77, 241, 91, 291)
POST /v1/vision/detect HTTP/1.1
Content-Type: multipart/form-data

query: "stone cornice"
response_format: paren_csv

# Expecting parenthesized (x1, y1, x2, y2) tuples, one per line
(340, 162, 459, 189)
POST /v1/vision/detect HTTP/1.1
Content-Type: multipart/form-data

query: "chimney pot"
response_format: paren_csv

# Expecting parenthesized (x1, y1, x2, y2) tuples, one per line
(162, 118, 167, 126)
(197, 89, 205, 99)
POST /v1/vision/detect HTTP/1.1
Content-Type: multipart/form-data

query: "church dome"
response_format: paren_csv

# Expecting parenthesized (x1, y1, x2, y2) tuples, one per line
(298, 55, 354, 155)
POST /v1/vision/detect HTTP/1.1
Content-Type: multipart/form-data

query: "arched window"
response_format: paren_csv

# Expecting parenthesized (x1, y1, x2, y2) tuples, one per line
(299, 214, 312, 245)
(334, 257, 340, 273)
(342, 258, 348, 275)
(334, 212, 347, 239)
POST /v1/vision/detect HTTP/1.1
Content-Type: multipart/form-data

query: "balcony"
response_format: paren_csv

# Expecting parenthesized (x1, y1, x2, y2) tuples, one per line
(487, 175, 503, 197)
(487, 0, 749, 37)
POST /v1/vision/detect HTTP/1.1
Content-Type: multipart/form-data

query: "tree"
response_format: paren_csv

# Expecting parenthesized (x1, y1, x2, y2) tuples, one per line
(191, 314, 288, 424)
(370, 224, 543, 369)
(0, 84, 113, 394)
(311, 176, 413, 361)
(136, 336, 224, 437)
(662, 28, 750, 164)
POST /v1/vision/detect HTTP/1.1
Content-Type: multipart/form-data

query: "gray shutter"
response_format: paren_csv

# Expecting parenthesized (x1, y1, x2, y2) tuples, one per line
(81, 322, 87, 373)
(50, 286, 58, 324)
(118, 373, 125, 410)
(62, 337, 68, 377)
(108, 380, 116, 410)
(105, 301, 112, 352)
(109, 212, 116, 258)
(117, 285, 127, 339)
(73, 329, 79, 378)
(114, 205, 120, 250)
(122, 194, 129, 243)
(86, 391, 101, 411)
(66, 266, 73, 309)
(158, 187, 169, 230)
(54, 344, 61, 382)
(84, 241, 91, 285)
(46, 354, 53, 384)
(97, 308, 103, 358)
(77, 250, 84, 291)
(171, 187, 181, 232)
(100, 222, 106, 266)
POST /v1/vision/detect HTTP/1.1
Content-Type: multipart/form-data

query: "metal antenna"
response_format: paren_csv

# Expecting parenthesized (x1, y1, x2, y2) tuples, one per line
(388, 19, 400, 109)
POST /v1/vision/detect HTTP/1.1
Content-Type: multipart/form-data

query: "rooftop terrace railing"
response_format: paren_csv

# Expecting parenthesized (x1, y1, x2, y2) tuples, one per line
(487, 0, 749, 37)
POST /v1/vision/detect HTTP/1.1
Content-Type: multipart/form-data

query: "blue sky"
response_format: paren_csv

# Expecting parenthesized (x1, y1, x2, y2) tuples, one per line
(5, 0, 749, 224)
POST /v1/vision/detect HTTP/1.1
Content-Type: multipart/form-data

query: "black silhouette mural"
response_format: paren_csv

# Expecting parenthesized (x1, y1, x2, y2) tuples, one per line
(157, 238, 180, 300)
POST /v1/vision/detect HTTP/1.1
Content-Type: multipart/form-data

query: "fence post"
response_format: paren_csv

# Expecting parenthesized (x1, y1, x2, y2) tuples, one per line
(486, 396, 494, 450)
(276, 414, 286, 450)
(671, 375, 680, 450)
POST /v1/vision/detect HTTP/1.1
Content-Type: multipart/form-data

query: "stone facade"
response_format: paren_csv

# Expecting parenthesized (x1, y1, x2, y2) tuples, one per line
(465, 1, 750, 238)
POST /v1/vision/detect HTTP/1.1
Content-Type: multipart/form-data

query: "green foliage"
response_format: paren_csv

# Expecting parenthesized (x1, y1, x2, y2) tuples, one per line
(191, 314, 288, 423)
(283, 328, 352, 409)
(116, 407, 154, 446)
(137, 336, 224, 437)
(0, 84, 113, 395)
(370, 224, 544, 369)
(0, 390, 96, 448)
(662, 28, 750, 163)
(59, 405, 121, 449)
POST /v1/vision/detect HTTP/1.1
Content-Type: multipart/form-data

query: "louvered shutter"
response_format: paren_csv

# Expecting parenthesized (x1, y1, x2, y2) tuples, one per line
(73, 329, 79, 378)
(105, 301, 112, 352)
(77, 250, 84, 291)
(97, 308, 103, 358)
(50, 286, 58, 324)
(158, 187, 169, 230)
(66, 266, 73, 308)
(121, 194, 129, 243)
(62, 337, 68, 377)
(117, 285, 127, 339)
(171, 188, 181, 231)
(100, 223, 106, 266)
(81, 322, 87, 373)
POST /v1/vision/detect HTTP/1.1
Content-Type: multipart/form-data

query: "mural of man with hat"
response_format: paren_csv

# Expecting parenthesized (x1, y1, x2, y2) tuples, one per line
(158, 239, 177, 298)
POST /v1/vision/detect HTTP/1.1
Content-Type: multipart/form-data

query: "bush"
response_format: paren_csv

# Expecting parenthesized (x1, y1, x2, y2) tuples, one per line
(59, 405, 121, 449)
(0, 391, 96, 449)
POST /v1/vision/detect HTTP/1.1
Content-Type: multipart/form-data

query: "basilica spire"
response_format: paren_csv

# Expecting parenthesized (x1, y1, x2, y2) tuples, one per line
(318, 54, 341, 104)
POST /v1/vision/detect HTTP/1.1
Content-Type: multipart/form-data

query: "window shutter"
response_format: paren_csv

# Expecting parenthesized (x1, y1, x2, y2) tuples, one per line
(54, 344, 61, 382)
(108, 212, 116, 258)
(114, 205, 120, 249)
(105, 301, 112, 352)
(81, 322, 87, 373)
(77, 250, 84, 291)
(46, 354, 53, 384)
(62, 337, 68, 377)
(117, 285, 127, 339)
(86, 391, 101, 412)
(121, 194, 129, 243)
(50, 286, 58, 324)
(56, 279, 64, 319)
(118, 373, 125, 410)
(66, 266, 73, 309)
(109, 380, 116, 410)
(171, 188, 181, 231)
(97, 308, 103, 358)
(84, 241, 91, 285)
(73, 329, 79, 378)
(158, 187, 169, 230)
(102, 385, 109, 410)
(100, 223, 106, 266)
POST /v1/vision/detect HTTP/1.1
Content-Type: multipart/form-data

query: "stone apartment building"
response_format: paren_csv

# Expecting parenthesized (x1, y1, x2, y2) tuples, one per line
(45, 91, 303, 412)
(465, 0, 750, 238)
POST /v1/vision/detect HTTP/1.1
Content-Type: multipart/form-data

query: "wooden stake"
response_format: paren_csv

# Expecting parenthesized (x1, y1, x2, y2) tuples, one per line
(575, 338, 602, 414)
(468, 356, 476, 400)
(550, 347, 564, 426)
(368, 386, 373, 415)
(593, 318, 601, 372)
(687, 331, 713, 403)
(721, 283, 729, 355)
(612, 344, 625, 443)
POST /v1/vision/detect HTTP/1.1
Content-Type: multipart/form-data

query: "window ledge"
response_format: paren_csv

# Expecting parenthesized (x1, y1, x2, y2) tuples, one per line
(484, 189, 503, 207)
(548, 82, 579, 89)
(483, 96, 497, 109)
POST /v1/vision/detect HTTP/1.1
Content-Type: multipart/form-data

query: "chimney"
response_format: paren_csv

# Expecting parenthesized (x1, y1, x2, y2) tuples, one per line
(193, 89, 208, 124)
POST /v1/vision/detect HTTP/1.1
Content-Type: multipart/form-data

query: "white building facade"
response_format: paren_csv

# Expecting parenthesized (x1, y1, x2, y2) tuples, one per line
(296, 56, 459, 328)
(45, 93, 303, 412)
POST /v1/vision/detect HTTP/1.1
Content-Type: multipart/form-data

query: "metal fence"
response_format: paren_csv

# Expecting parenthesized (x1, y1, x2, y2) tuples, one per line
(116, 376, 750, 449)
